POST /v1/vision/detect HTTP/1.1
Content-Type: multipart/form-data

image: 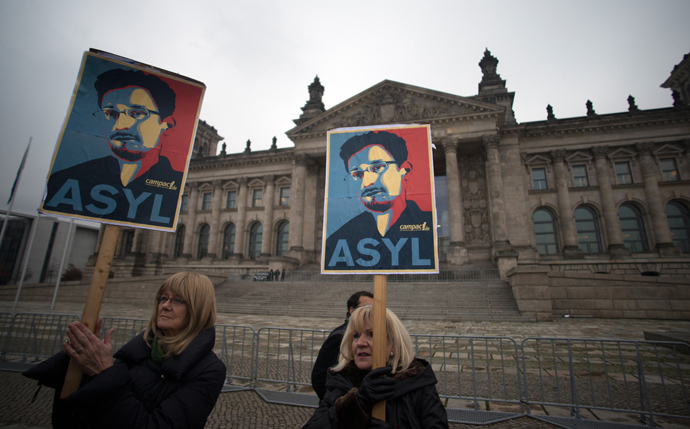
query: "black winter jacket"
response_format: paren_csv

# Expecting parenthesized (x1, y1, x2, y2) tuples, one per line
(23, 327, 226, 429)
(303, 358, 449, 429)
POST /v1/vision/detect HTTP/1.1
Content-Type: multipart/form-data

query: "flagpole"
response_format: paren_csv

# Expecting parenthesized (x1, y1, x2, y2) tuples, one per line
(13, 212, 41, 308)
(0, 138, 31, 250)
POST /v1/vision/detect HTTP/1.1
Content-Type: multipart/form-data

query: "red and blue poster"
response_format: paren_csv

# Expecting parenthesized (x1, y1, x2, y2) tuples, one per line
(322, 124, 438, 274)
(40, 49, 205, 231)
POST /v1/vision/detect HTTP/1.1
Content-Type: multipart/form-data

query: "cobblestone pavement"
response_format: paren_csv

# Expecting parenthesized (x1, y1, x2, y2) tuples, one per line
(2, 300, 690, 428)
(0, 372, 561, 429)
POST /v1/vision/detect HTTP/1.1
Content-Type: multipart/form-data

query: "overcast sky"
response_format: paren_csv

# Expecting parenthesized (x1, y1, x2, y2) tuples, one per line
(1, 0, 689, 217)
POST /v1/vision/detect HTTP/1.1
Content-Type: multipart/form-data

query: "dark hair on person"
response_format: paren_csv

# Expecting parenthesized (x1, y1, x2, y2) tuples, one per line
(346, 290, 374, 318)
(339, 131, 408, 172)
(94, 68, 176, 119)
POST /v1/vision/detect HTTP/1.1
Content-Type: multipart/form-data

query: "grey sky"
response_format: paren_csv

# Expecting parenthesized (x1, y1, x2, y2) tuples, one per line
(1, 0, 688, 216)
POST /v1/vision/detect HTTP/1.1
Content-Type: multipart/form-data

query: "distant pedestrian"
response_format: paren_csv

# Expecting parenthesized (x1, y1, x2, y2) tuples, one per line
(281, 268, 285, 281)
(268, 269, 274, 281)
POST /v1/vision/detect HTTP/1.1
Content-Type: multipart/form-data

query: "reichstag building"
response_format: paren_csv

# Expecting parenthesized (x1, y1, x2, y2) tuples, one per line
(100, 50, 690, 321)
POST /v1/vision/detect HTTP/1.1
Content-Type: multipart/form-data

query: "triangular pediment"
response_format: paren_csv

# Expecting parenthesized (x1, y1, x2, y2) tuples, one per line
(287, 80, 504, 137)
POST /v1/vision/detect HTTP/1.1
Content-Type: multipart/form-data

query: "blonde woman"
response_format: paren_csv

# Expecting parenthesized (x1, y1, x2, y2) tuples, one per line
(24, 272, 226, 428)
(303, 306, 448, 428)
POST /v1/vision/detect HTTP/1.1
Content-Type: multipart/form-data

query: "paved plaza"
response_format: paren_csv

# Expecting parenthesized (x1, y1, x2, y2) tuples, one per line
(2, 299, 690, 428)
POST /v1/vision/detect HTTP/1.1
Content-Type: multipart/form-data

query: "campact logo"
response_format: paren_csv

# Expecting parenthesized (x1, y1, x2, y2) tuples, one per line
(146, 179, 178, 191)
(399, 222, 430, 232)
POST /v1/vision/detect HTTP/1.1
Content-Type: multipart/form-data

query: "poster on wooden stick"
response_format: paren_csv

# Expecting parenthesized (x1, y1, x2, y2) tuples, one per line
(37, 49, 205, 398)
(321, 124, 438, 420)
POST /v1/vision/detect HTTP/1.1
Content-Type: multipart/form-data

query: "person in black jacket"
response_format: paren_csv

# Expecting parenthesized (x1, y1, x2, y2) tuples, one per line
(303, 306, 449, 428)
(311, 291, 373, 399)
(23, 272, 227, 428)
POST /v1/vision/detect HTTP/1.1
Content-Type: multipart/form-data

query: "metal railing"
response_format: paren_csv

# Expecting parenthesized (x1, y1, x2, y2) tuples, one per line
(254, 327, 329, 392)
(253, 269, 501, 283)
(2, 313, 690, 427)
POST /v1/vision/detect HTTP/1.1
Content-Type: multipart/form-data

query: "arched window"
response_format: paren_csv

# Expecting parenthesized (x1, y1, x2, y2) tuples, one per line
(666, 201, 690, 252)
(618, 204, 648, 252)
(575, 206, 602, 253)
(173, 225, 185, 259)
(222, 223, 236, 259)
(197, 224, 210, 259)
(248, 223, 263, 260)
(533, 209, 558, 254)
(276, 221, 289, 256)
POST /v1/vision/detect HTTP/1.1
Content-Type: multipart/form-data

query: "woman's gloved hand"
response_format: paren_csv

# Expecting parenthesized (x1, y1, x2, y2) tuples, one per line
(356, 366, 395, 412)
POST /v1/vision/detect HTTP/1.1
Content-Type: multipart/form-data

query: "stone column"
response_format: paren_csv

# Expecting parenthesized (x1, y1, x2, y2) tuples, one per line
(288, 154, 310, 255)
(131, 229, 145, 254)
(261, 175, 275, 256)
(207, 180, 223, 259)
(482, 135, 517, 272)
(636, 143, 680, 256)
(592, 147, 629, 258)
(234, 178, 249, 258)
(182, 182, 198, 258)
(551, 150, 582, 258)
(442, 139, 467, 265)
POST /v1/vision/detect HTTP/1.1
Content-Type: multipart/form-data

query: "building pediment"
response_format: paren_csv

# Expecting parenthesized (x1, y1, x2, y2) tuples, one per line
(287, 80, 504, 139)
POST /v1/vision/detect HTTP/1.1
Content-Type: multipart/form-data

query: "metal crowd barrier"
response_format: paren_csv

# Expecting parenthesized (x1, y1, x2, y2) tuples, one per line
(2, 313, 690, 427)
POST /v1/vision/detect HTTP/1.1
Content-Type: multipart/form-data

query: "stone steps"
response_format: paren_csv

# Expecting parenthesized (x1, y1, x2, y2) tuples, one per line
(214, 278, 534, 322)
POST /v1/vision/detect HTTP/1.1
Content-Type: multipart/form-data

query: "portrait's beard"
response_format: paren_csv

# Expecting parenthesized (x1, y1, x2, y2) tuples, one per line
(107, 131, 157, 162)
(363, 197, 394, 213)
(110, 143, 145, 161)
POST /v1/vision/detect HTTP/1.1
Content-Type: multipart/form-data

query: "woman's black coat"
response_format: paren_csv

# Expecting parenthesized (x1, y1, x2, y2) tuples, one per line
(23, 327, 226, 429)
(303, 358, 449, 429)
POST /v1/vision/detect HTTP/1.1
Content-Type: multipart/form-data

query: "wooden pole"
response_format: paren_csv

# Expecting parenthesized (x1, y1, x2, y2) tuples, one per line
(60, 224, 120, 399)
(371, 274, 387, 421)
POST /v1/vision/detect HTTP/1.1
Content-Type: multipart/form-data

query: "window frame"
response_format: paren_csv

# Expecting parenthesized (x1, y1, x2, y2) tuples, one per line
(226, 190, 237, 209)
(572, 164, 589, 187)
(532, 167, 548, 190)
(201, 192, 212, 210)
(615, 161, 633, 185)
(533, 208, 559, 255)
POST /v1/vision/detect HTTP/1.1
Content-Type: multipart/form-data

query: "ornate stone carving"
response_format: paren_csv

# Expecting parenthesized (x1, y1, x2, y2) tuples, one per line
(550, 150, 566, 164)
(482, 134, 500, 149)
(442, 139, 458, 154)
(546, 104, 555, 121)
(293, 153, 312, 166)
(331, 90, 459, 128)
(459, 154, 490, 245)
(591, 146, 609, 159)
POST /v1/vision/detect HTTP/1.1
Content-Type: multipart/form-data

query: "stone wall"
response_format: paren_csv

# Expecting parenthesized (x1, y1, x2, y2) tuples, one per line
(548, 271, 690, 319)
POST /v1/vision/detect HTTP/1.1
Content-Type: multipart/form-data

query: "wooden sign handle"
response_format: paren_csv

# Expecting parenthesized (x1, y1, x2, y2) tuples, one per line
(371, 274, 387, 421)
(60, 224, 120, 399)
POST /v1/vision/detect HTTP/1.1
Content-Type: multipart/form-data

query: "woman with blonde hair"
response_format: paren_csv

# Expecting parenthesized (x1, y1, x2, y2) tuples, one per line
(24, 272, 226, 428)
(303, 306, 448, 428)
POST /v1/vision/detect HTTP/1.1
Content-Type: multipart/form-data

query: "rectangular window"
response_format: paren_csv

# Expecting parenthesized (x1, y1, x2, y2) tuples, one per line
(226, 191, 237, 208)
(201, 192, 212, 210)
(252, 189, 263, 207)
(180, 195, 188, 212)
(615, 162, 632, 184)
(660, 158, 680, 181)
(532, 168, 547, 190)
(279, 187, 290, 206)
(572, 164, 589, 187)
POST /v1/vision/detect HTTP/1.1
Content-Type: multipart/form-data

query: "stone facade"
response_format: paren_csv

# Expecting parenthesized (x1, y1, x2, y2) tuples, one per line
(101, 50, 690, 320)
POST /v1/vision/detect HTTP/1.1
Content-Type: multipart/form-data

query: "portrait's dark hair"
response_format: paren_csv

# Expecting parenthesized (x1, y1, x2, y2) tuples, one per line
(339, 131, 408, 171)
(95, 68, 176, 119)
(346, 290, 374, 318)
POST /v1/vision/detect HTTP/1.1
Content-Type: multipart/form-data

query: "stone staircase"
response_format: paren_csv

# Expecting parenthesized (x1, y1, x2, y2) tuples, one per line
(214, 278, 534, 322)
